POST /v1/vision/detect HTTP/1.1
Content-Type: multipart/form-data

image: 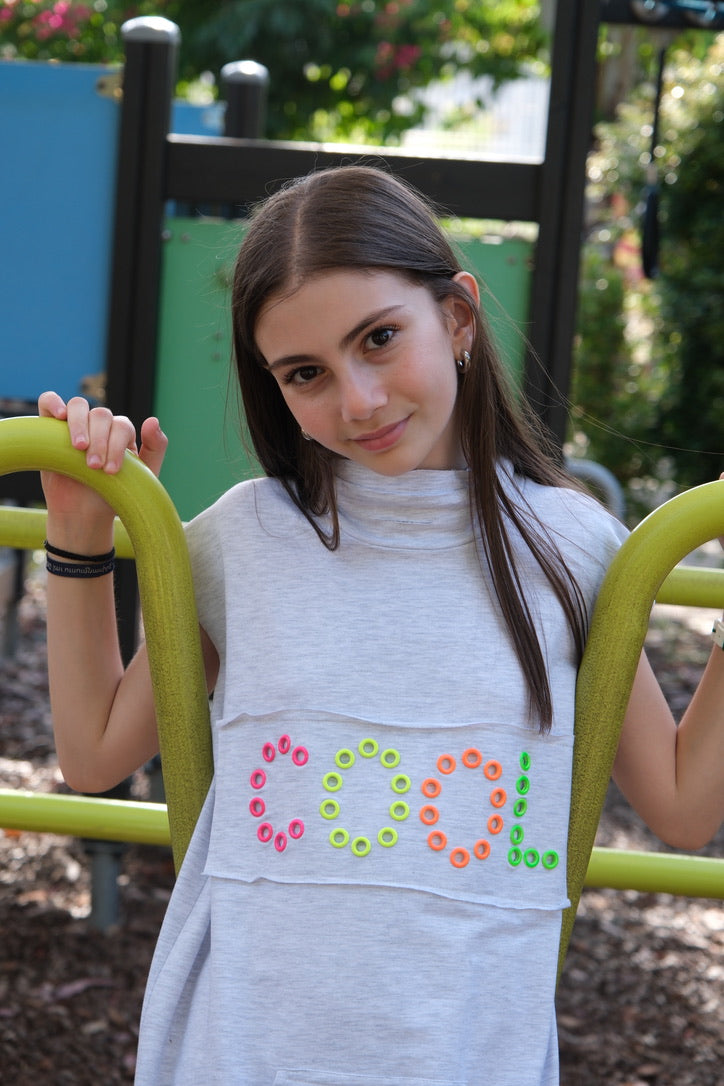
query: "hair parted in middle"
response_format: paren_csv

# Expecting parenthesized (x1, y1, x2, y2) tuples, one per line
(231, 163, 586, 731)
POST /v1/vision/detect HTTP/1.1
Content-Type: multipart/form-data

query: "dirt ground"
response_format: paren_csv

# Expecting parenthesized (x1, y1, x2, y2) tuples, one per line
(0, 566, 722, 1085)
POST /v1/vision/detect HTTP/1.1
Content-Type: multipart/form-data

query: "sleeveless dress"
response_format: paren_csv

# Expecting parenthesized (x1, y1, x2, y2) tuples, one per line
(134, 461, 627, 1086)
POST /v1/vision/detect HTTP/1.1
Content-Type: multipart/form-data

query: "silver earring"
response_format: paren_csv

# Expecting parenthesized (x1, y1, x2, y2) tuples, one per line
(456, 350, 471, 374)
(300, 429, 312, 441)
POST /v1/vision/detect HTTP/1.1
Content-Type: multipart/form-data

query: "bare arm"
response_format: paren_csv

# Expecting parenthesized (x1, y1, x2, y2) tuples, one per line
(613, 641, 724, 851)
(39, 392, 219, 793)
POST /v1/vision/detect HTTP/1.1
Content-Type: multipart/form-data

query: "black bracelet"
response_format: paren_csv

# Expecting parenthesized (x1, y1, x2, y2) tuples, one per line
(46, 555, 116, 579)
(44, 540, 115, 563)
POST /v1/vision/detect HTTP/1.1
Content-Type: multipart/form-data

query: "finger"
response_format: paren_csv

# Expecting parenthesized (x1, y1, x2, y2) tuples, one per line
(65, 396, 94, 451)
(38, 391, 68, 419)
(66, 404, 131, 472)
(97, 413, 137, 474)
(138, 417, 168, 479)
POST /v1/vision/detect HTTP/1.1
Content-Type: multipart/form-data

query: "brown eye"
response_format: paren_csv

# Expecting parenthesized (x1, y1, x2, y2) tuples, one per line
(366, 326, 397, 349)
(283, 365, 321, 386)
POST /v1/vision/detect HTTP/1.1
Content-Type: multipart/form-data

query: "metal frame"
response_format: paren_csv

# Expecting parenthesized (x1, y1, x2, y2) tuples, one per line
(602, 0, 724, 27)
(104, 1, 602, 443)
(2, 486, 723, 907)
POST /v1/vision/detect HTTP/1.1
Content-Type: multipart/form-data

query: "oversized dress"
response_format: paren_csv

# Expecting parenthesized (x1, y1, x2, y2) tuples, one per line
(134, 461, 628, 1086)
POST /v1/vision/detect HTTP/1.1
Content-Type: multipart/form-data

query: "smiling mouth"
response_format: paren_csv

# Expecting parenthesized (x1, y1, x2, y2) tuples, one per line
(352, 418, 409, 452)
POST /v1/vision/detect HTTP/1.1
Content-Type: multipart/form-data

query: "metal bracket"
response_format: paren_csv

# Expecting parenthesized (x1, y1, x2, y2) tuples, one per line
(96, 70, 123, 101)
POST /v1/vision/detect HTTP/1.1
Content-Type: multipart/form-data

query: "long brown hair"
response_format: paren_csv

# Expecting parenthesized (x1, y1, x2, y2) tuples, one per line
(231, 165, 586, 731)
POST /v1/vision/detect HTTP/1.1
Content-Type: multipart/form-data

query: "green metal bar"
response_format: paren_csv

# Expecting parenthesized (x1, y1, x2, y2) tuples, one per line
(2, 786, 720, 897)
(3, 504, 723, 606)
(0, 416, 212, 872)
(2, 426, 722, 914)
(562, 478, 724, 978)
(585, 847, 724, 899)
(0, 504, 134, 558)
(0, 789, 170, 846)
(655, 564, 724, 608)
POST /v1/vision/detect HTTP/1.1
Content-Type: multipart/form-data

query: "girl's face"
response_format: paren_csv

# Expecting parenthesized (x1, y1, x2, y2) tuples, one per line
(255, 268, 478, 475)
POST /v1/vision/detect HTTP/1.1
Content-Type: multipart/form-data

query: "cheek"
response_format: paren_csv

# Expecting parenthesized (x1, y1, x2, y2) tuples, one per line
(279, 393, 329, 436)
(416, 350, 458, 407)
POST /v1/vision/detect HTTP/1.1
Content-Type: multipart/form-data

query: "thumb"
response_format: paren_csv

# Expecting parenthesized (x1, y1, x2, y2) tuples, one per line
(138, 417, 168, 479)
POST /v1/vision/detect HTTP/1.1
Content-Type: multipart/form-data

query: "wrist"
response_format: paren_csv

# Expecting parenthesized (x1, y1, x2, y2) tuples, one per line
(44, 513, 114, 556)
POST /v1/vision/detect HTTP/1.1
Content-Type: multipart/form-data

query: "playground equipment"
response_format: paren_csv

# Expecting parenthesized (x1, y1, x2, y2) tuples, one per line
(1, 2, 722, 935)
(0, 418, 722, 968)
(0, 417, 212, 872)
(5, 3, 706, 648)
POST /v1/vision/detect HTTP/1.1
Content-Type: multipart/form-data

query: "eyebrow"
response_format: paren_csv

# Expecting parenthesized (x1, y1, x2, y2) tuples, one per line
(265, 304, 404, 372)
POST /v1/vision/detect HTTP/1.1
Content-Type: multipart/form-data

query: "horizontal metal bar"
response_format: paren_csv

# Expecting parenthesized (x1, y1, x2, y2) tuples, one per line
(585, 846, 724, 898)
(0, 505, 134, 558)
(165, 135, 542, 221)
(1, 790, 721, 898)
(4, 505, 723, 608)
(0, 790, 170, 846)
(655, 564, 724, 608)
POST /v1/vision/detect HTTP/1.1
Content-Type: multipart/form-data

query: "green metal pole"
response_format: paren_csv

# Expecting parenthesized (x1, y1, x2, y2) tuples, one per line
(0, 415, 212, 871)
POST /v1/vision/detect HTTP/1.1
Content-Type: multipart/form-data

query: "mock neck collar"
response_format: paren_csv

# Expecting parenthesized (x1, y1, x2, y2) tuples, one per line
(333, 460, 474, 550)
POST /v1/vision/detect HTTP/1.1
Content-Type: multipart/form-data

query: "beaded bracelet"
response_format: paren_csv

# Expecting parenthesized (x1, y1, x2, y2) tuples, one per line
(44, 540, 115, 564)
(46, 555, 115, 578)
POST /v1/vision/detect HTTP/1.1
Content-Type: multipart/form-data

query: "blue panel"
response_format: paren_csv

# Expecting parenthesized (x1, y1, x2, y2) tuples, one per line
(0, 61, 121, 402)
(171, 100, 224, 137)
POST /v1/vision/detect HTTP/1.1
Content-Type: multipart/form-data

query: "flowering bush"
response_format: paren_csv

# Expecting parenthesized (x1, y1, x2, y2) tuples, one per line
(181, 0, 547, 141)
(0, 0, 546, 142)
(0, 0, 159, 63)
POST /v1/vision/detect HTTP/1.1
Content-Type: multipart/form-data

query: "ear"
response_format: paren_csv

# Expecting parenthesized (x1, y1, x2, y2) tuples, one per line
(441, 271, 479, 354)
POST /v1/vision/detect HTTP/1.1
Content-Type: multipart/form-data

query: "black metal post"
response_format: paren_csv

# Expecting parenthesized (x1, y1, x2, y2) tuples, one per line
(105, 16, 179, 427)
(220, 60, 269, 217)
(104, 16, 179, 666)
(524, 0, 601, 444)
(222, 60, 269, 139)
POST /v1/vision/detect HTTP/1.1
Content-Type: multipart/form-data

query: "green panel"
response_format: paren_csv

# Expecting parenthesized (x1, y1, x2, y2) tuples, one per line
(154, 220, 260, 521)
(154, 219, 533, 520)
(453, 234, 532, 388)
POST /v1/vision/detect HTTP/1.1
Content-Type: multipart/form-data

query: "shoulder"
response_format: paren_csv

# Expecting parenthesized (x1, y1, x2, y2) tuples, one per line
(500, 463, 629, 581)
(185, 476, 296, 539)
(181, 477, 312, 631)
(184, 474, 322, 571)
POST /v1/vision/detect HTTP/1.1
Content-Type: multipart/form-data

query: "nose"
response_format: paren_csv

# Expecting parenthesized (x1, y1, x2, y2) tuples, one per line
(338, 363, 388, 423)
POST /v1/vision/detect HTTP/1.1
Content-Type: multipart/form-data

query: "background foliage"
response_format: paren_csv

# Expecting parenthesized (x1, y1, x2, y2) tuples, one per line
(569, 33, 724, 513)
(3, 5, 723, 506)
(0, 0, 547, 141)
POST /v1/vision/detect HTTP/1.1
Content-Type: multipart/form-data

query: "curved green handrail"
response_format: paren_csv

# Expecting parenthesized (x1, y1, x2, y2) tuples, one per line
(560, 478, 724, 977)
(0, 416, 212, 872)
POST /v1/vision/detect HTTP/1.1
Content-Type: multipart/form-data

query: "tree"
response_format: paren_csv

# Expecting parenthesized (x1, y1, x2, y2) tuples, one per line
(568, 33, 724, 512)
(170, 0, 547, 141)
(654, 37, 724, 487)
(0, 1, 158, 64)
(0, 0, 548, 142)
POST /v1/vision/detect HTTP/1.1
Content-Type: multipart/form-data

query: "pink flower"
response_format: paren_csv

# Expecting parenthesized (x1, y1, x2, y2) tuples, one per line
(394, 44, 421, 71)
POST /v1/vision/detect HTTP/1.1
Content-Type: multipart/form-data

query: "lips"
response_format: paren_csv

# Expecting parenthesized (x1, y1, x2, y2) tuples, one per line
(351, 417, 409, 452)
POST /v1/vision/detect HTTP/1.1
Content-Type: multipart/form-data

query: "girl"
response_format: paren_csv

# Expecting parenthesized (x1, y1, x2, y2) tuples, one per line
(39, 166, 723, 1086)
